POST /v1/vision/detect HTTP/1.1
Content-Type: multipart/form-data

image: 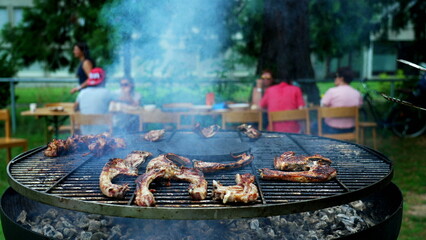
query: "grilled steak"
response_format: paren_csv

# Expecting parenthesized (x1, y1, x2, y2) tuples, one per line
(213, 173, 259, 204)
(193, 153, 254, 173)
(99, 151, 152, 198)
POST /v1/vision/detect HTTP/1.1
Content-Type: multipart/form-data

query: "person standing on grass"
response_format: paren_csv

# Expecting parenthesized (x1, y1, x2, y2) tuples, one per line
(312, 67, 363, 134)
(70, 42, 95, 94)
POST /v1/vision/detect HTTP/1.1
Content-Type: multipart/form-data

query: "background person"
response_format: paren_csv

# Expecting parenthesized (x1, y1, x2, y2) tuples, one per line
(70, 42, 95, 94)
(111, 77, 141, 132)
(74, 67, 113, 134)
(312, 67, 363, 134)
(260, 78, 305, 133)
(250, 69, 276, 130)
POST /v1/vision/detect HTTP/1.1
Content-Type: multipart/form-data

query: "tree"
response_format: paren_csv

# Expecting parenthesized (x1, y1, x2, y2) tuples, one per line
(1, 0, 115, 73)
(310, 0, 392, 76)
(391, 0, 426, 64)
(258, 0, 319, 104)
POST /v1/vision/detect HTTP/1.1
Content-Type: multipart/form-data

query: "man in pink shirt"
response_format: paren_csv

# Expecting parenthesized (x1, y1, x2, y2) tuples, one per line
(314, 67, 362, 134)
(260, 80, 305, 133)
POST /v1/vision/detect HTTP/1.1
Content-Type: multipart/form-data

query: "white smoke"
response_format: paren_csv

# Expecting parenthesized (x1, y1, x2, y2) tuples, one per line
(102, 0, 229, 79)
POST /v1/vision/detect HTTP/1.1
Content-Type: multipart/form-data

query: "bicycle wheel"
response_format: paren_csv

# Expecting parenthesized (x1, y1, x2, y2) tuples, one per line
(389, 106, 426, 138)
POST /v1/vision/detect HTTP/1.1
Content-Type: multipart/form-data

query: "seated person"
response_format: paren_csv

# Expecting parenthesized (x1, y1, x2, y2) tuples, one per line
(74, 67, 113, 134)
(312, 67, 363, 134)
(250, 70, 276, 130)
(111, 77, 141, 132)
(260, 78, 305, 133)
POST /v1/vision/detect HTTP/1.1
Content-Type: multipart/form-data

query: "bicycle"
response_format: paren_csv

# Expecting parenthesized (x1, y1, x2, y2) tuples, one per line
(360, 78, 426, 138)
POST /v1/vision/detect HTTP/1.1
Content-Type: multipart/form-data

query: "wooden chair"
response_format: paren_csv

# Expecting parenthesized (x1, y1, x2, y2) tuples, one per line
(268, 109, 310, 134)
(317, 106, 359, 143)
(0, 109, 28, 163)
(221, 111, 263, 130)
(138, 110, 180, 131)
(70, 113, 113, 135)
(359, 121, 378, 149)
(45, 102, 75, 138)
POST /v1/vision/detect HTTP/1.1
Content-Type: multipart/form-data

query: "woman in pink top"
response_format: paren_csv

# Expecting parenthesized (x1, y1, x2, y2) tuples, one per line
(313, 67, 363, 134)
(260, 80, 305, 133)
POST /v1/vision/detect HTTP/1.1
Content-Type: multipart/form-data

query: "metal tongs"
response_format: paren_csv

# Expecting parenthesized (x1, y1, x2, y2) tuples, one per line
(397, 59, 426, 72)
(380, 59, 426, 111)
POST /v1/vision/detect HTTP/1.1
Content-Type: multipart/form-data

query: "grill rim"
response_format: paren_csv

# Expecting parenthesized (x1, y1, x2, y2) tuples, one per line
(6, 133, 394, 220)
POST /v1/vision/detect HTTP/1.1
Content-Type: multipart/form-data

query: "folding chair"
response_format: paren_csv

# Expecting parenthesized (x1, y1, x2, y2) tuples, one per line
(317, 106, 359, 143)
(0, 109, 28, 163)
(268, 109, 310, 134)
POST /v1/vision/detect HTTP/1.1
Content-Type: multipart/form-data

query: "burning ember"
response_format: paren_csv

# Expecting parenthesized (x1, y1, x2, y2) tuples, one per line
(15, 199, 381, 239)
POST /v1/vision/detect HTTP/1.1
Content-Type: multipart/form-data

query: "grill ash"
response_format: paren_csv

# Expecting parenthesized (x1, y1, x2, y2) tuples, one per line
(16, 200, 381, 240)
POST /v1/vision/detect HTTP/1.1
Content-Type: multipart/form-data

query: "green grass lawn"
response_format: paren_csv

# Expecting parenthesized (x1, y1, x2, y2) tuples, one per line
(1, 85, 425, 239)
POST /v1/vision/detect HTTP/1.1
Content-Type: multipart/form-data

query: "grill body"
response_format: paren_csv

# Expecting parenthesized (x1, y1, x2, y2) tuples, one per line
(7, 131, 393, 219)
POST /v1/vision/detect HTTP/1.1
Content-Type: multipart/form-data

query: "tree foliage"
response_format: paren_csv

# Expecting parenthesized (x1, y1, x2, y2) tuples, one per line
(2, 0, 115, 72)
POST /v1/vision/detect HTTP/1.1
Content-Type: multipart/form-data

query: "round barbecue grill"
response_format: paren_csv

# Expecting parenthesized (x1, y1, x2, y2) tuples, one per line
(6, 130, 393, 220)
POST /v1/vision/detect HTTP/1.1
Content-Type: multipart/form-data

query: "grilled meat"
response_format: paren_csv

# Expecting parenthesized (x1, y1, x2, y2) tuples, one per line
(44, 139, 68, 157)
(174, 167, 208, 200)
(259, 164, 337, 182)
(135, 168, 166, 207)
(44, 133, 126, 157)
(212, 173, 259, 204)
(144, 129, 166, 142)
(259, 152, 337, 182)
(193, 153, 254, 173)
(237, 124, 262, 139)
(274, 151, 332, 171)
(194, 122, 220, 138)
(100, 151, 152, 198)
(135, 153, 207, 206)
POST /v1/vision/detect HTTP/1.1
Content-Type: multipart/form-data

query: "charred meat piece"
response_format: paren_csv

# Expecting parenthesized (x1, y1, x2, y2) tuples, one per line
(44, 133, 126, 157)
(144, 129, 166, 142)
(135, 168, 166, 207)
(260, 152, 337, 182)
(274, 151, 332, 171)
(99, 151, 152, 198)
(135, 153, 208, 206)
(237, 124, 262, 139)
(193, 122, 220, 138)
(213, 173, 259, 204)
(174, 167, 208, 200)
(259, 164, 337, 183)
(193, 153, 254, 173)
(44, 139, 68, 157)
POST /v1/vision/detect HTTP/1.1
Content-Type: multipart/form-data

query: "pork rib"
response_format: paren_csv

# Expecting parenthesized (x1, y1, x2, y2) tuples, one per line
(261, 151, 337, 182)
(259, 162, 337, 183)
(274, 151, 332, 171)
(135, 153, 207, 206)
(213, 173, 259, 204)
(99, 151, 152, 198)
(135, 168, 166, 207)
(193, 153, 254, 173)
